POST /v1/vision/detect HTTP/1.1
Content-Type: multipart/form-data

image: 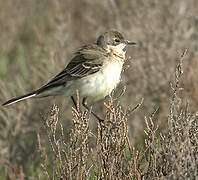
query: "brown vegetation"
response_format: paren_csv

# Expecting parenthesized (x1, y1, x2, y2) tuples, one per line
(0, 0, 198, 179)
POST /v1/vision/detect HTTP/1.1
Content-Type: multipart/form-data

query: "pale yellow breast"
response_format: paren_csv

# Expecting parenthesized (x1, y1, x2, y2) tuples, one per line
(76, 57, 124, 103)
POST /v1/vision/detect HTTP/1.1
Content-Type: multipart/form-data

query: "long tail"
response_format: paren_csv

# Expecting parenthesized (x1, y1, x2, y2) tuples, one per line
(2, 91, 37, 106)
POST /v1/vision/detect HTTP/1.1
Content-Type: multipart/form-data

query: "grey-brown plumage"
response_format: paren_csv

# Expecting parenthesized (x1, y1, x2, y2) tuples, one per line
(2, 30, 136, 107)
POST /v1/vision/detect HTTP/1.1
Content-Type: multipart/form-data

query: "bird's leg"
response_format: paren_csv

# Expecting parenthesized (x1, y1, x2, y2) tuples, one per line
(71, 96, 77, 109)
(82, 97, 104, 123)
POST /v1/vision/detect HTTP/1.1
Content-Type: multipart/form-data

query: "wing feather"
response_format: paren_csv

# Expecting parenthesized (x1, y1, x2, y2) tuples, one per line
(36, 44, 107, 94)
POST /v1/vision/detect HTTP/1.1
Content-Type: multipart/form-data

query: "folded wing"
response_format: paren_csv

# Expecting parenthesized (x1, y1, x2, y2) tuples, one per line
(36, 44, 107, 93)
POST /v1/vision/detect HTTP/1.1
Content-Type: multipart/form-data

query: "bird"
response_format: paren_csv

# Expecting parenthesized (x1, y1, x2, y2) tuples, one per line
(2, 30, 136, 121)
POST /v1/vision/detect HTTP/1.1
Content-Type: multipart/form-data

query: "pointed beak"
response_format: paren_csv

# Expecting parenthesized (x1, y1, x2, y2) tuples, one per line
(125, 40, 136, 45)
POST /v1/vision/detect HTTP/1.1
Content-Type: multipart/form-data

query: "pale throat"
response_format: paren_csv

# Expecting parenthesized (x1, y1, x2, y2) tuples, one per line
(106, 43, 126, 60)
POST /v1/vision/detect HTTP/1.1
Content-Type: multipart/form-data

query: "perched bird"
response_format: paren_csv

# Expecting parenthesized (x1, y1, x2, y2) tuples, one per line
(2, 30, 136, 121)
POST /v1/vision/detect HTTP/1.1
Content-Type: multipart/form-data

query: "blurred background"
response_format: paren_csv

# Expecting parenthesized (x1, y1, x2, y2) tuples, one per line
(0, 0, 198, 177)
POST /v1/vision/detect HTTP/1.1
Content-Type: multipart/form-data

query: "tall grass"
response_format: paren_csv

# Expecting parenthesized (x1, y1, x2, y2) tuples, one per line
(0, 0, 198, 179)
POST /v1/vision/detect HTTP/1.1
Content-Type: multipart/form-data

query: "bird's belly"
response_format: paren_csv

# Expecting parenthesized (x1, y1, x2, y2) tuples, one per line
(78, 61, 123, 103)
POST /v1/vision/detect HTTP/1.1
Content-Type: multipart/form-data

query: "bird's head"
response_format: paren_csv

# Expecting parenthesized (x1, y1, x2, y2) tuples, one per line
(97, 30, 136, 53)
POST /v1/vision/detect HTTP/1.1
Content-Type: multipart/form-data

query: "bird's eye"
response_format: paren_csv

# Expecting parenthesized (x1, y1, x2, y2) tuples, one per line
(114, 38, 120, 43)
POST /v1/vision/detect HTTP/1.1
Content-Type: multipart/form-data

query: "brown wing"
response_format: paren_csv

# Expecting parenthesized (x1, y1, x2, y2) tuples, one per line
(36, 44, 107, 93)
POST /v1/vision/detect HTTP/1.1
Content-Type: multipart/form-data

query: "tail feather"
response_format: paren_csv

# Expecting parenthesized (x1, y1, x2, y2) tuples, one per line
(2, 92, 37, 106)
